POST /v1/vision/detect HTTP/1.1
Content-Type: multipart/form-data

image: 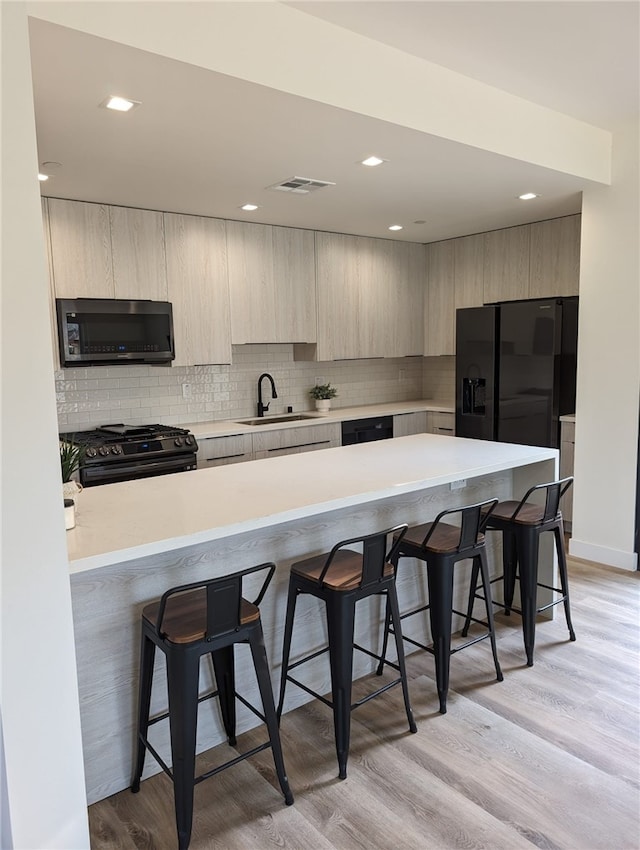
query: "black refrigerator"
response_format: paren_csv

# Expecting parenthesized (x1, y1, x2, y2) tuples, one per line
(455, 297, 578, 449)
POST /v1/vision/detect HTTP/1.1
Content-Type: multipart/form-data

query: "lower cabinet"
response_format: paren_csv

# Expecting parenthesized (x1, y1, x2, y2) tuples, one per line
(252, 423, 341, 459)
(428, 412, 455, 436)
(393, 412, 428, 437)
(560, 420, 575, 528)
(197, 434, 253, 468)
(197, 412, 455, 470)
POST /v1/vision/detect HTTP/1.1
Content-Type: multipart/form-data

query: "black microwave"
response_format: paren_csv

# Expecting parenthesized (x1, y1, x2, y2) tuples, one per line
(56, 298, 175, 367)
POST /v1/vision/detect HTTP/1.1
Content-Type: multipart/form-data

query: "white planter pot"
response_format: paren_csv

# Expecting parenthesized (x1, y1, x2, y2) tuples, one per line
(315, 399, 331, 415)
(63, 479, 82, 499)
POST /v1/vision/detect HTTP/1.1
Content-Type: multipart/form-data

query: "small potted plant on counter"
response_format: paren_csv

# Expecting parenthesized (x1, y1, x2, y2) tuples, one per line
(60, 439, 83, 528)
(309, 383, 338, 415)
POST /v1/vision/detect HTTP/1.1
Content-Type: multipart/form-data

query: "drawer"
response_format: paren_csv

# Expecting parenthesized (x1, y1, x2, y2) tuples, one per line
(197, 433, 253, 467)
(561, 421, 575, 443)
(252, 423, 341, 459)
(430, 412, 455, 435)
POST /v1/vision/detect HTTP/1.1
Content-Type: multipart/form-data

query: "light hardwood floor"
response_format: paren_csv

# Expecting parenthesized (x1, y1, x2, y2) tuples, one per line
(88, 558, 640, 850)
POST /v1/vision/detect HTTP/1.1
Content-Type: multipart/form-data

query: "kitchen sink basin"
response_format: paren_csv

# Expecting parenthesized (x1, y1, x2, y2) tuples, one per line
(237, 414, 319, 426)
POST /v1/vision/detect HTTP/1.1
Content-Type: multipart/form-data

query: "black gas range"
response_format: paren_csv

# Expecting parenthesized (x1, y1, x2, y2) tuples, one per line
(60, 424, 198, 487)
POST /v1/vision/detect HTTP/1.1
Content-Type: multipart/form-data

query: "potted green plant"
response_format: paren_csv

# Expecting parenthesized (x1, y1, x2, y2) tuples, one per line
(309, 383, 338, 415)
(60, 439, 83, 498)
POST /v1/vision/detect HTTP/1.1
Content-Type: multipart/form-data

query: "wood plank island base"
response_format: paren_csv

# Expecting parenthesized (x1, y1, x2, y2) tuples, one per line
(67, 434, 558, 804)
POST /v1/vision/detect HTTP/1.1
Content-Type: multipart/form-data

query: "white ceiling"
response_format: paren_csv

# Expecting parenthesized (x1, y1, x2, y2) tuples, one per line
(29, 2, 639, 244)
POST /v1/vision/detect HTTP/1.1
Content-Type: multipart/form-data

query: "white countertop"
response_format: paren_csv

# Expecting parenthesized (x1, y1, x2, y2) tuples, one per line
(67, 434, 556, 575)
(182, 399, 454, 439)
(560, 414, 576, 423)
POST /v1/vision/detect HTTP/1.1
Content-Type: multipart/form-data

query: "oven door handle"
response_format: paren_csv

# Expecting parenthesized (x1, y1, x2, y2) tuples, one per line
(81, 455, 195, 485)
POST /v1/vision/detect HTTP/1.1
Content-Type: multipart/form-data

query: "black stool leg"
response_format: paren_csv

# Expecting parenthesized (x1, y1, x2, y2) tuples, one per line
(461, 558, 480, 638)
(375, 596, 393, 676)
(518, 527, 540, 667)
(426, 557, 454, 714)
(211, 646, 237, 746)
(502, 530, 518, 615)
(326, 593, 356, 779)
(386, 585, 417, 733)
(553, 524, 576, 641)
(276, 578, 299, 720)
(131, 630, 156, 792)
(249, 626, 294, 805)
(476, 550, 503, 682)
(166, 648, 201, 850)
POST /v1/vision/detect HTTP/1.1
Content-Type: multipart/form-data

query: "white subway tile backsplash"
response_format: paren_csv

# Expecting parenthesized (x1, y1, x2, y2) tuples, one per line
(55, 345, 452, 429)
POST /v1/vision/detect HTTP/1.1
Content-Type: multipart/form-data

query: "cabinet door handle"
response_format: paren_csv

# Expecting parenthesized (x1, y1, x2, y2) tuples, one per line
(267, 440, 330, 452)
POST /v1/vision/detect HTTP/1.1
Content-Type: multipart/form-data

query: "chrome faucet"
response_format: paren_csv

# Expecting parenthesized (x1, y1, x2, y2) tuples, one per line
(257, 372, 278, 417)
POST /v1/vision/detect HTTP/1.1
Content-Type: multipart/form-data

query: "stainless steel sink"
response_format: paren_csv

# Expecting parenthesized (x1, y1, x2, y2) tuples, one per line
(237, 414, 318, 426)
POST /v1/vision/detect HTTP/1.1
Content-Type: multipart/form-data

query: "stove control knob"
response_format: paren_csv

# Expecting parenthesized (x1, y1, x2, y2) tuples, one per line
(185, 436, 194, 446)
(174, 437, 184, 447)
(86, 447, 98, 458)
(98, 446, 110, 456)
(111, 444, 123, 455)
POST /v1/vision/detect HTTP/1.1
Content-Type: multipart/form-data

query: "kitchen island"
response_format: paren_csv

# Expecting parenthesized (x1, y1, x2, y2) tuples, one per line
(68, 434, 557, 803)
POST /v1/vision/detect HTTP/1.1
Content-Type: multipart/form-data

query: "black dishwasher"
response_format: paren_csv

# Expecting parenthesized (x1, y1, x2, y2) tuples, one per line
(341, 416, 394, 445)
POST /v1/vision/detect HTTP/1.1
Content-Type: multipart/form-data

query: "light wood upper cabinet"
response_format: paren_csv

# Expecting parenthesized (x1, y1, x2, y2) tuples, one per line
(271, 226, 316, 342)
(529, 215, 581, 298)
(315, 232, 423, 360)
(227, 221, 316, 343)
(47, 198, 114, 298)
(454, 234, 484, 309)
(315, 232, 362, 360)
(109, 206, 167, 300)
(395, 242, 425, 357)
(483, 224, 530, 303)
(425, 240, 455, 356)
(164, 213, 232, 365)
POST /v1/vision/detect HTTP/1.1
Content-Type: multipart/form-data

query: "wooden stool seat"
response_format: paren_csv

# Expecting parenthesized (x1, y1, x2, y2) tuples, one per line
(399, 521, 485, 554)
(487, 501, 548, 525)
(291, 549, 394, 590)
(142, 594, 259, 644)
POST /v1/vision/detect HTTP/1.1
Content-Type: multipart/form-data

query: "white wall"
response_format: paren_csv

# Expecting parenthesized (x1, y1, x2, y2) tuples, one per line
(0, 4, 89, 847)
(571, 117, 640, 570)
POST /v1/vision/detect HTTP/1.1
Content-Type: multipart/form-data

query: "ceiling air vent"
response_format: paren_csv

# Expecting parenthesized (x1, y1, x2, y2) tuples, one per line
(267, 176, 336, 194)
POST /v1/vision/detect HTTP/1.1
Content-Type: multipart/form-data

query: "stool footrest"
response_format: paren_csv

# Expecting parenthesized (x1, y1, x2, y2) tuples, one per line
(284, 639, 408, 713)
(284, 674, 333, 709)
(138, 721, 276, 787)
(195, 741, 273, 786)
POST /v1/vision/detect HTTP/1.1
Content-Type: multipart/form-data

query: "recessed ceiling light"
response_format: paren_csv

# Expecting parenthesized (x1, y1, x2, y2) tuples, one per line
(240, 204, 259, 211)
(361, 156, 386, 167)
(101, 95, 141, 112)
(38, 173, 49, 182)
(518, 192, 539, 200)
(388, 225, 403, 231)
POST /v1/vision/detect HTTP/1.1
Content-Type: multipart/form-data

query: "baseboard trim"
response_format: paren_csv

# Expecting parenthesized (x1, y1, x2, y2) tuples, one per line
(569, 538, 638, 571)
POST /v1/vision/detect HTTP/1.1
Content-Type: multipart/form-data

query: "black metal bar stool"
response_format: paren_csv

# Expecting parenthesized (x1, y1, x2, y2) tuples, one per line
(463, 477, 576, 667)
(131, 563, 293, 850)
(276, 524, 417, 780)
(377, 499, 503, 714)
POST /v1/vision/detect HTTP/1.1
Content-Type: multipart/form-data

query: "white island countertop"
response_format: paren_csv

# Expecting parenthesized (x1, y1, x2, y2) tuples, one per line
(67, 434, 557, 575)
